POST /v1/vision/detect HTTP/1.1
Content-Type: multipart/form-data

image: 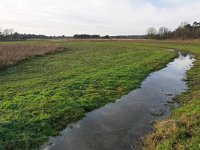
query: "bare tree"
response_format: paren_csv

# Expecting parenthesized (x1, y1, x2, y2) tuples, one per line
(159, 27, 169, 35)
(147, 27, 157, 39)
(179, 21, 189, 28)
(3, 28, 14, 36)
(159, 27, 170, 39)
(0, 27, 2, 35)
(10, 28, 14, 35)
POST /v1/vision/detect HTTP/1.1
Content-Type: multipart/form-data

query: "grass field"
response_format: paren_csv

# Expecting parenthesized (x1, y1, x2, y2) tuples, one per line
(0, 40, 199, 150)
(0, 41, 176, 149)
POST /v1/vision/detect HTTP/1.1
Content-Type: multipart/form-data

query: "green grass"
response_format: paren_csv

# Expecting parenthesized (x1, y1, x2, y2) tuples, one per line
(0, 41, 175, 150)
(141, 40, 200, 150)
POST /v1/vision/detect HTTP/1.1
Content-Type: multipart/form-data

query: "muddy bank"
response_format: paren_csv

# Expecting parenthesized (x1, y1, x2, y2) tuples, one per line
(41, 52, 195, 150)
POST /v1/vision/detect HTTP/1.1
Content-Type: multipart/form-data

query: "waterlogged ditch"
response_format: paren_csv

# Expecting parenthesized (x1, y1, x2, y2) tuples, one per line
(42, 52, 195, 150)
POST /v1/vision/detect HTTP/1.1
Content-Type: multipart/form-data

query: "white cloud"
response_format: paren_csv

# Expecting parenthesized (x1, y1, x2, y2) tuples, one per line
(0, 0, 200, 35)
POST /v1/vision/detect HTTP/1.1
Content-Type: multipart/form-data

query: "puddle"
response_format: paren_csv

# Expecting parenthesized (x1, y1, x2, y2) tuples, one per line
(41, 52, 195, 150)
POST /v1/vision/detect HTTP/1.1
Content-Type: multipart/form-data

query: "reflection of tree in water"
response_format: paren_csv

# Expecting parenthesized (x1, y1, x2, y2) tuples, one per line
(180, 52, 188, 57)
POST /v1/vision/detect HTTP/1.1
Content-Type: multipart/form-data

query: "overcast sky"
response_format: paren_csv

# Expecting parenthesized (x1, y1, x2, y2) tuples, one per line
(0, 0, 200, 36)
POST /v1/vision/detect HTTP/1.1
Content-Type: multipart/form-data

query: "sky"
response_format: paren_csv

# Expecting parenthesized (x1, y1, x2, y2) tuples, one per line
(0, 0, 200, 36)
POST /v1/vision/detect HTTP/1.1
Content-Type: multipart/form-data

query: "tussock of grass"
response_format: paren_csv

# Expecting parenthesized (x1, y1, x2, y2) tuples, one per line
(0, 42, 62, 68)
(144, 119, 181, 150)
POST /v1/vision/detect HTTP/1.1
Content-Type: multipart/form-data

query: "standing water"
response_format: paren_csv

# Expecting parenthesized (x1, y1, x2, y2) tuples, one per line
(42, 52, 195, 150)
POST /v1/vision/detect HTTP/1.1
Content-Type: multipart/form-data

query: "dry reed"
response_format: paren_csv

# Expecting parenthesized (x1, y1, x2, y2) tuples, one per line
(0, 43, 63, 68)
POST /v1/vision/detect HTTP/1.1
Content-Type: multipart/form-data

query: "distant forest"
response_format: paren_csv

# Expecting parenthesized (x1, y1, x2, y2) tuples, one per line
(0, 21, 200, 41)
(0, 28, 67, 41)
(146, 21, 200, 40)
(73, 34, 146, 39)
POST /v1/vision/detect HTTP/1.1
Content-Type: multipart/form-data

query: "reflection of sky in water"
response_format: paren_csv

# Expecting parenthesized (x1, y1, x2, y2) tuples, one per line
(154, 54, 194, 81)
(168, 55, 194, 72)
(141, 54, 195, 95)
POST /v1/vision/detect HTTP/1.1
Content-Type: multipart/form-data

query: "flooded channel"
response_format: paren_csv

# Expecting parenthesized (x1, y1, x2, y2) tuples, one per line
(42, 52, 195, 150)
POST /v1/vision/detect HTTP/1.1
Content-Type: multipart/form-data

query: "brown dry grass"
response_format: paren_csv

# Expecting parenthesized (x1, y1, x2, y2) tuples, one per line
(143, 119, 183, 150)
(0, 42, 63, 68)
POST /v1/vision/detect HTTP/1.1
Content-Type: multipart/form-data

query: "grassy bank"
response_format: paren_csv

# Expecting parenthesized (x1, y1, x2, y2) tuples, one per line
(0, 41, 175, 149)
(142, 41, 200, 150)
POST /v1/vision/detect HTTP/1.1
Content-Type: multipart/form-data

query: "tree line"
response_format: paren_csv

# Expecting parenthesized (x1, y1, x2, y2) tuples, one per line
(1, 21, 200, 41)
(0, 28, 49, 41)
(0, 27, 69, 41)
(147, 21, 200, 40)
(73, 34, 101, 39)
(73, 34, 146, 39)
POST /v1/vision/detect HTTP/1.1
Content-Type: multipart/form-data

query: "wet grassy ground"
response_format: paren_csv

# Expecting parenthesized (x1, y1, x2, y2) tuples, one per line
(0, 41, 175, 149)
(141, 41, 200, 150)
